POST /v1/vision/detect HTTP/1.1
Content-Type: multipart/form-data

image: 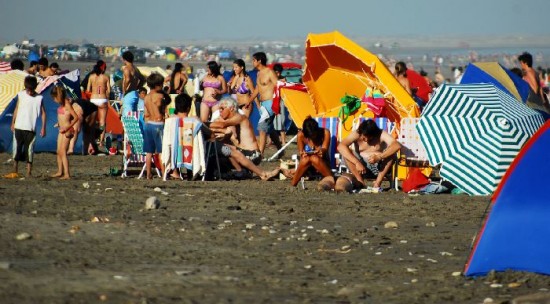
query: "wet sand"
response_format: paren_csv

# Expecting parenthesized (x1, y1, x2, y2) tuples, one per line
(1, 149, 549, 304)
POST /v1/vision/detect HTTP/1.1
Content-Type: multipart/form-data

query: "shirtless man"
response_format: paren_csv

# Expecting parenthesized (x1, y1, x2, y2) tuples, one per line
(335, 119, 401, 192)
(210, 97, 279, 180)
(143, 73, 169, 179)
(121, 51, 146, 115)
(518, 52, 549, 107)
(248, 52, 282, 156)
(37, 57, 54, 79)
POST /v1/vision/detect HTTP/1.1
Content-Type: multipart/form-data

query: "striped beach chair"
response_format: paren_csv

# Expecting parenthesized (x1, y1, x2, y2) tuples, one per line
(121, 112, 160, 178)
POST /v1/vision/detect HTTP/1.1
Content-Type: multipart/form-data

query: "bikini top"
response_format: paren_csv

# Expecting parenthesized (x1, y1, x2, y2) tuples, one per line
(202, 80, 221, 89)
(233, 78, 250, 94)
(57, 106, 65, 115)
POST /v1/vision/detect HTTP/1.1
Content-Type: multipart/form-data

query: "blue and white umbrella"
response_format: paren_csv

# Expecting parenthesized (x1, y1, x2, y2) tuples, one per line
(416, 83, 545, 195)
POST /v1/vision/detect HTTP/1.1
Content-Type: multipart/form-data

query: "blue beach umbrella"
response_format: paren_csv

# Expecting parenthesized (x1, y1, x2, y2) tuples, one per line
(416, 83, 544, 195)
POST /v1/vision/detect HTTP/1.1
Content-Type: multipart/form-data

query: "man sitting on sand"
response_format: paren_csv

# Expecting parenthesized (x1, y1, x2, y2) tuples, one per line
(209, 97, 279, 180)
(335, 119, 401, 192)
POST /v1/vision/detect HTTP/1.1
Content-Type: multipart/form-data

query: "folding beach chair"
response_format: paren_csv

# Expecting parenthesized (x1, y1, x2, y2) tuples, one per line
(336, 116, 397, 188)
(120, 113, 160, 178)
(291, 116, 340, 189)
(395, 117, 432, 190)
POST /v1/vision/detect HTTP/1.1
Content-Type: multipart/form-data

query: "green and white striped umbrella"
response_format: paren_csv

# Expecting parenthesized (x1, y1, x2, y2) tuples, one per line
(416, 83, 545, 195)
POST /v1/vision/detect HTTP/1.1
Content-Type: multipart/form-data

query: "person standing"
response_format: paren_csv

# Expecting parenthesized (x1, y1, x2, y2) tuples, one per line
(87, 60, 111, 147)
(518, 52, 549, 107)
(272, 63, 287, 145)
(228, 59, 254, 117)
(121, 51, 146, 115)
(10, 76, 46, 177)
(248, 52, 281, 157)
(143, 73, 169, 179)
(199, 61, 227, 122)
(168, 62, 188, 94)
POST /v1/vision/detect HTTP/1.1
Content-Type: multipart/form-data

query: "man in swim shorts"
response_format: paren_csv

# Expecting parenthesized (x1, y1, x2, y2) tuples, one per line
(121, 51, 145, 115)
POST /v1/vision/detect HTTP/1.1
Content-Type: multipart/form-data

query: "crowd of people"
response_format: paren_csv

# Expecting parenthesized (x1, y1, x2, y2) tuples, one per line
(6, 50, 549, 193)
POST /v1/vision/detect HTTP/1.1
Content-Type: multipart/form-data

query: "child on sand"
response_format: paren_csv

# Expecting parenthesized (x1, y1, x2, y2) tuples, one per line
(50, 86, 79, 179)
(9, 76, 46, 178)
(143, 73, 169, 179)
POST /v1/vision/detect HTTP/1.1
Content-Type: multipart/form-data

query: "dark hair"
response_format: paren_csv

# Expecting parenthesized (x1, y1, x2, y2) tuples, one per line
(302, 117, 324, 146)
(518, 52, 533, 67)
(419, 69, 428, 77)
(170, 62, 184, 89)
(49, 62, 59, 69)
(122, 50, 134, 63)
(232, 59, 248, 77)
(10, 59, 24, 71)
(146, 73, 164, 89)
(166, 64, 171, 70)
(175, 93, 193, 114)
(252, 52, 267, 66)
(206, 61, 221, 77)
(510, 67, 524, 78)
(273, 63, 283, 74)
(29, 60, 38, 68)
(357, 119, 382, 139)
(38, 57, 49, 67)
(92, 60, 106, 75)
(394, 61, 407, 77)
(138, 87, 147, 94)
(24, 76, 38, 91)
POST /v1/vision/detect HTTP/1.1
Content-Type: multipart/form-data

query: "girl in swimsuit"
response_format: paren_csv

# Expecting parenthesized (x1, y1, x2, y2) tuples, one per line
(228, 59, 255, 117)
(51, 86, 79, 179)
(199, 61, 227, 122)
(68, 99, 98, 155)
(281, 117, 334, 190)
(86, 60, 110, 147)
(169, 62, 188, 94)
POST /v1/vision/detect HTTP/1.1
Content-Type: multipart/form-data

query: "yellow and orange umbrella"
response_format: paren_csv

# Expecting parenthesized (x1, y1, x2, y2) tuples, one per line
(0, 71, 26, 113)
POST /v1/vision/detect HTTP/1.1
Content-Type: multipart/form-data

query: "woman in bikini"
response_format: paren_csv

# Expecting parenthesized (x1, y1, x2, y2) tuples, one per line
(169, 62, 188, 94)
(86, 60, 110, 147)
(199, 61, 227, 122)
(228, 59, 255, 117)
(281, 116, 335, 190)
(51, 86, 79, 179)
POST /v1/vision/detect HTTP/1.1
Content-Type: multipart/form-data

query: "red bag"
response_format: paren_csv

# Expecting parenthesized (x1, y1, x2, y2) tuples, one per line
(402, 167, 430, 193)
(82, 90, 92, 100)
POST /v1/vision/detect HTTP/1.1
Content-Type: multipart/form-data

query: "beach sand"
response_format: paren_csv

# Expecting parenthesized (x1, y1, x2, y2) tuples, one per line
(1, 149, 549, 304)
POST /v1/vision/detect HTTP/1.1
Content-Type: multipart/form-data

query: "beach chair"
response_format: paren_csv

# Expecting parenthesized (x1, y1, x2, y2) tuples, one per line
(120, 113, 160, 178)
(336, 116, 397, 188)
(291, 116, 340, 188)
(395, 117, 432, 190)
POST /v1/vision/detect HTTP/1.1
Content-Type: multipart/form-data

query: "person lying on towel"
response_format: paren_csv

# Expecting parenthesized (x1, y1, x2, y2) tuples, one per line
(335, 119, 401, 193)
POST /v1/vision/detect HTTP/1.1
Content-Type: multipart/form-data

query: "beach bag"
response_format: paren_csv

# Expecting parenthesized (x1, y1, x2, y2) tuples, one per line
(402, 167, 430, 193)
(362, 87, 385, 116)
(339, 94, 361, 123)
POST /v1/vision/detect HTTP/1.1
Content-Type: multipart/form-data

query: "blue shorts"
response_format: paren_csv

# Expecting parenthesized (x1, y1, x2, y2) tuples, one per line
(257, 100, 274, 133)
(143, 122, 164, 153)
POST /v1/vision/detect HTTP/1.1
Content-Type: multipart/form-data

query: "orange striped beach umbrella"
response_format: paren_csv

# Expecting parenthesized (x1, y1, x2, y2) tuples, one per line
(0, 70, 26, 113)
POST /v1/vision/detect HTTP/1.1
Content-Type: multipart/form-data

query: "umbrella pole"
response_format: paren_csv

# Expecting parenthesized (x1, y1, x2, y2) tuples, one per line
(267, 134, 297, 162)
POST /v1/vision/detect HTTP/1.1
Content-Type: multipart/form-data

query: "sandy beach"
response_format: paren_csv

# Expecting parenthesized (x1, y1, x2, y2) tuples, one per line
(1, 148, 549, 304)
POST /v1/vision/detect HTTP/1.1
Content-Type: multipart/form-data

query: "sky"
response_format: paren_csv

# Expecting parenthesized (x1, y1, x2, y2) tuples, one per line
(1, 0, 549, 43)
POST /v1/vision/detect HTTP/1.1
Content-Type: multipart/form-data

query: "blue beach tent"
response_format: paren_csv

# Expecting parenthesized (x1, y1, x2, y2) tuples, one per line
(0, 74, 84, 154)
(464, 120, 550, 276)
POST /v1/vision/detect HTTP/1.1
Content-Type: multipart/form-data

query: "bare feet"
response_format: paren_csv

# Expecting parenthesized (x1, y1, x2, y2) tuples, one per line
(59, 175, 71, 180)
(50, 172, 63, 178)
(260, 168, 280, 181)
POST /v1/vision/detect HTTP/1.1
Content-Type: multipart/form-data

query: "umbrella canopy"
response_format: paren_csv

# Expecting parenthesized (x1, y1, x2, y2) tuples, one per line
(0, 70, 26, 113)
(460, 62, 529, 102)
(416, 83, 545, 196)
(303, 31, 419, 123)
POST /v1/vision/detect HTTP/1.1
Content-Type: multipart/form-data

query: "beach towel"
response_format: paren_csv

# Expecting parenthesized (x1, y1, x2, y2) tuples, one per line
(272, 81, 306, 115)
(362, 87, 386, 116)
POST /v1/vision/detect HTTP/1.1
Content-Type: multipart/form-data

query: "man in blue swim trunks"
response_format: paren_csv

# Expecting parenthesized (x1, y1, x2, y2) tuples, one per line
(249, 52, 282, 157)
(121, 51, 145, 115)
